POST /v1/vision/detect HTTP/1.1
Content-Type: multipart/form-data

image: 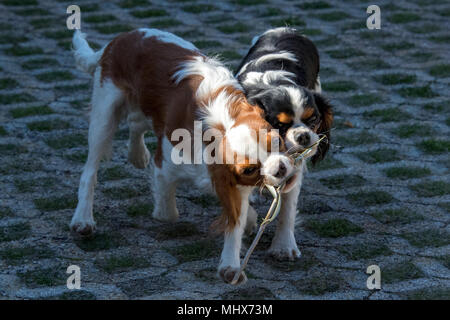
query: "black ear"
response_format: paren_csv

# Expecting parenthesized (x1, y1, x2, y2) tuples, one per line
(246, 89, 269, 113)
(311, 93, 333, 165)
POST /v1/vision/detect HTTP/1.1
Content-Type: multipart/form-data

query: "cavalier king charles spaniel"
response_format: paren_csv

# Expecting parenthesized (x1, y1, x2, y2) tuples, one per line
(236, 27, 334, 261)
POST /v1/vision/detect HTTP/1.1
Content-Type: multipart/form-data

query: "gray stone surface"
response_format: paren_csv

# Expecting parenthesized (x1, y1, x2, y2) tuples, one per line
(0, 0, 449, 300)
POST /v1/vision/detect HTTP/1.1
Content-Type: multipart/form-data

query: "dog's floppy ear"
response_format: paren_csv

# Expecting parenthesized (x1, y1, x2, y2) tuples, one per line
(248, 95, 267, 114)
(244, 85, 270, 112)
(311, 93, 333, 165)
(208, 163, 241, 233)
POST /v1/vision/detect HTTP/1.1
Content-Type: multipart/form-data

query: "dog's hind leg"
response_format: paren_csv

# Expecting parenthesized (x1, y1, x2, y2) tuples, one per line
(127, 110, 151, 169)
(245, 205, 258, 235)
(151, 137, 179, 222)
(70, 71, 124, 236)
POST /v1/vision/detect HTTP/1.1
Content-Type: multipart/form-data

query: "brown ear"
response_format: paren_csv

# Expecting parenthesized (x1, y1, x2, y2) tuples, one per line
(208, 164, 241, 233)
(311, 93, 333, 165)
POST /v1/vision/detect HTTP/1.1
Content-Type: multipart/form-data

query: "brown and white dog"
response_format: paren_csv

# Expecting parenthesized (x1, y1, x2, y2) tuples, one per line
(70, 29, 297, 284)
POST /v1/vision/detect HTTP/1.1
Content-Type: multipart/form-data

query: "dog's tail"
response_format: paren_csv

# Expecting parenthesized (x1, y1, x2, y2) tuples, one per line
(72, 30, 104, 75)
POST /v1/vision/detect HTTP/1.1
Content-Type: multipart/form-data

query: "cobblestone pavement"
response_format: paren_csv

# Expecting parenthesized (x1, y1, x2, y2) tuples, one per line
(0, 0, 449, 300)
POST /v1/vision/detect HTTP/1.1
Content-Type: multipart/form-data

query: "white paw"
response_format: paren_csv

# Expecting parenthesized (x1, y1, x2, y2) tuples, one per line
(268, 233, 301, 261)
(218, 266, 247, 285)
(152, 207, 179, 222)
(70, 216, 96, 236)
(128, 144, 150, 169)
(268, 245, 301, 261)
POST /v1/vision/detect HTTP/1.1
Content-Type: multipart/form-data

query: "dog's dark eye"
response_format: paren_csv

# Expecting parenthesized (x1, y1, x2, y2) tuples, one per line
(243, 166, 258, 175)
(274, 119, 291, 129)
(307, 116, 320, 128)
(308, 116, 317, 123)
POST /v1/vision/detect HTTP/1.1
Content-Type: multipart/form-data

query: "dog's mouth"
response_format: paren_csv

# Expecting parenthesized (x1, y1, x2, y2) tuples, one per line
(288, 144, 317, 157)
(281, 173, 298, 193)
(262, 172, 297, 192)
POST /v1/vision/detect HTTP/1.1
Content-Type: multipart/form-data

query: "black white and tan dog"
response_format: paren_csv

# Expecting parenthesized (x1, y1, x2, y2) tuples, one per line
(236, 27, 334, 260)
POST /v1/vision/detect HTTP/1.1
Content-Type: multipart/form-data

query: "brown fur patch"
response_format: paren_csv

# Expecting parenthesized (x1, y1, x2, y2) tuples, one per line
(301, 107, 315, 121)
(100, 30, 203, 164)
(209, 163, 241, 233)
(277, 112, 293, 124)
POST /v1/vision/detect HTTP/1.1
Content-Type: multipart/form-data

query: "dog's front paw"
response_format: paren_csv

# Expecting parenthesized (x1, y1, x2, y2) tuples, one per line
(268, 230, 301, 261)
(70, 218, 96, 236)
(218, 266, 247, 285)
(152, 206, 179, 222)
(268, 242, 301, 261)
(268, 246, 301, 261)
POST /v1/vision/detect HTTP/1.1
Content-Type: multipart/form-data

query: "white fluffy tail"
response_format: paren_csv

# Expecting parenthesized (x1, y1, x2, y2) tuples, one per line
(72, 30, 104, 75)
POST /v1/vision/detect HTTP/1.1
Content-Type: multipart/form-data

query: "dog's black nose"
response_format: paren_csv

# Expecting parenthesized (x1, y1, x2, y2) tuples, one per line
(274, 161, 287, 178)
(296, 132, 310, 146)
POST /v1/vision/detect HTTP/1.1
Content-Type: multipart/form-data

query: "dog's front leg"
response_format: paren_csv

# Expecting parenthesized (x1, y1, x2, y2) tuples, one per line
(268, 175, 302, 260)
(218, 186, 251, 285)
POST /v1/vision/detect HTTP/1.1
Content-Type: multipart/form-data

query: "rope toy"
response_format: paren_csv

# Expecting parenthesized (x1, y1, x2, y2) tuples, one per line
(230, 135, 327, 285)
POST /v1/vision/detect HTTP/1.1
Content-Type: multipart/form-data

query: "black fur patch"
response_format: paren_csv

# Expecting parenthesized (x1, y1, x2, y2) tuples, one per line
(236, 27, 334, 164)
